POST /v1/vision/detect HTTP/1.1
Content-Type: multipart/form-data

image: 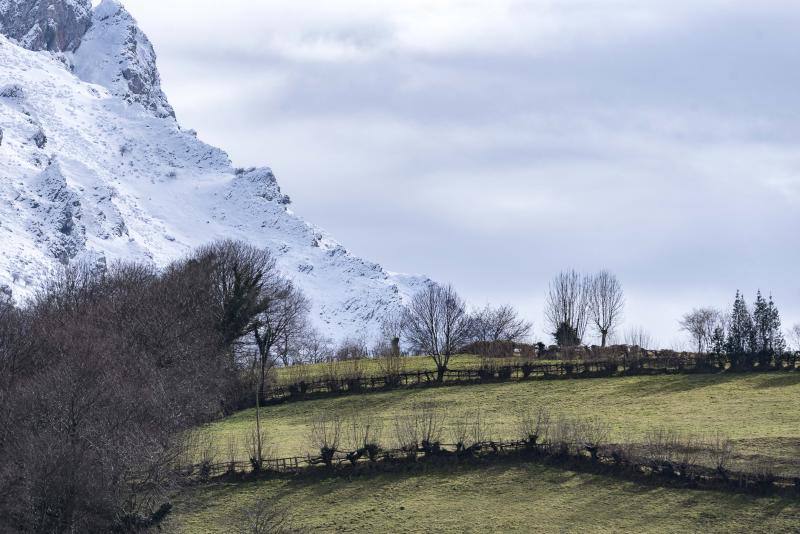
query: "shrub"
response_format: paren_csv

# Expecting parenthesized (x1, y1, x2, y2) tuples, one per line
(345, 413, 383, 464)
(310, 413, 342, 467)
(707, 432, 735, 479)
(450, 411, 491, 455)
(515, 407, 551, 449)
(393, 402, 446, 456)
(236, 498, 291, 534)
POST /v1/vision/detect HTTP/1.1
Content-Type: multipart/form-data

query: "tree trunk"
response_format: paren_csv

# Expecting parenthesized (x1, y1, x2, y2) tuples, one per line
(436, 365, 446, 383)
(601, 331, 608, 347)
(259, 352, 268, 404)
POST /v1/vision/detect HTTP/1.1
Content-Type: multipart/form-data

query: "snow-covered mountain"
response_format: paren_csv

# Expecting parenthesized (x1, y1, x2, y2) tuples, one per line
(0, 0, 428, 342)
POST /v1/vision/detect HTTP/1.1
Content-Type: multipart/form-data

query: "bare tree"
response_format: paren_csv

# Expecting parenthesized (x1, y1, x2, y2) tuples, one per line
(252, 281, 310, 402)
(310, 413, 343, 467)
(297, 327, 334, 364)
(624, 325, 654, 349)
(402, 283, 471, 382)
(380, 311, 406, 354)
(515, 407, 551, 448)
(392, 402, 446, 454)
(679, 308, 722, 353)
(544, 270, 590, 346)
(790, 324, 800, 351)
(450, 410, 491, 453)
(335, 338, 368, 361)
(470, 304, 533, 344)
(587, 270, 624, 347)
(0, 245, 270, 532)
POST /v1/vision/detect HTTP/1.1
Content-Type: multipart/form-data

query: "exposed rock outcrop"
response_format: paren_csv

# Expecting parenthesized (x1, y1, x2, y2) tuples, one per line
(0, 0, 92, 52)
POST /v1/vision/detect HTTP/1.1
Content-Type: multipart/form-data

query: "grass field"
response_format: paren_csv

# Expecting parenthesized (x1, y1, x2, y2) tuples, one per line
(197, 372, 800, 476)
(165, 463, 800, 533)
(271, 354, 539, 386)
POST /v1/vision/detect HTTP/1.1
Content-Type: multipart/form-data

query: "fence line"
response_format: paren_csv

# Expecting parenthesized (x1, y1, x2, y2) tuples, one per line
(260, 352, 800, 405)
(177, 438, 800, 497)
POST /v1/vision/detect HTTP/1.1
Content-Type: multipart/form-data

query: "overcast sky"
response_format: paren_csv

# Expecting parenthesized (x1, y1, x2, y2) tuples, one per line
(117, 0, 800, 347)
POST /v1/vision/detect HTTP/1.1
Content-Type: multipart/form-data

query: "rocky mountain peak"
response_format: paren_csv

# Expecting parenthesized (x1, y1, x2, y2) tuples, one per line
(0, 0, 92, 52)
(72, 0, 175, 119)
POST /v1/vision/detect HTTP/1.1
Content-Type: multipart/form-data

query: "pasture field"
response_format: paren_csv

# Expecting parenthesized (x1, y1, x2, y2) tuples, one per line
(165, 463, 800, 533)
(197, 372, 800, 476)
(271, 354, 541, 386)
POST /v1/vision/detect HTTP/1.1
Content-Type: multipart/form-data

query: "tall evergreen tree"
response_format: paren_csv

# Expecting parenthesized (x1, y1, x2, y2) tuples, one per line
(752, 291, 770, 352)
(768, 294, 786, 353)
(725, 291, 754, 354)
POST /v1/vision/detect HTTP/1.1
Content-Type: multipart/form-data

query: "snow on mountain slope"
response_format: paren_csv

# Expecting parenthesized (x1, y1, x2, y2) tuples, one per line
(72, 0, 174, 118)
(0, 0, 429, 342)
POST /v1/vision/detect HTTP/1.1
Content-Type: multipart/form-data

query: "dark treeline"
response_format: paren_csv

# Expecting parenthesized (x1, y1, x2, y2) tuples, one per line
(681, 290, 793, 370)
(0, 240, 302, 532)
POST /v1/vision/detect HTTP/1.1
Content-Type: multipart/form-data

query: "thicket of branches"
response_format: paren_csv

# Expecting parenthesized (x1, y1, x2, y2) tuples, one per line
(0, 240, 307, 532)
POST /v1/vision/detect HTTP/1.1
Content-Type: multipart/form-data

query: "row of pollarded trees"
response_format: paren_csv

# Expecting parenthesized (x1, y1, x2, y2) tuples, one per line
(543, 269, 625, 348)
(680, 290, 798, 356)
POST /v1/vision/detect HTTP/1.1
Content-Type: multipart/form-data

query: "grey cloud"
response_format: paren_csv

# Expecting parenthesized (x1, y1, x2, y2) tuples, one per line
(120, 1, 800, 343)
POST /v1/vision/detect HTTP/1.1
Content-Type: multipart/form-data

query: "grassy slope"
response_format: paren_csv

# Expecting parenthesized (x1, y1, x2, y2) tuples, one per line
(272, 354, 538, 385)
(166, 463, 800, 533)
(200, 372, 800, 475)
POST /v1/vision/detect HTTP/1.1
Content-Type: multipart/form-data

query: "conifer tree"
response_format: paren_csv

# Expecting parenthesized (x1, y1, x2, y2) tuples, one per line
(725, 291, 754, 354)
(768, 294, 786, 353)
(752, 291, 770, 352)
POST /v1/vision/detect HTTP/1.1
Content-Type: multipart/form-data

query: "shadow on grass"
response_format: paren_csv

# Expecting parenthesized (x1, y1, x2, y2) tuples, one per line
(614, 372, 751, 397)
(178, 460, 800, 532)
(753, 373, 800, 389)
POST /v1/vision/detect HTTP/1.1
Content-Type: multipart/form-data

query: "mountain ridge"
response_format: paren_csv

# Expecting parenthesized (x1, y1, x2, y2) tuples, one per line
(0, 0, 428, 342)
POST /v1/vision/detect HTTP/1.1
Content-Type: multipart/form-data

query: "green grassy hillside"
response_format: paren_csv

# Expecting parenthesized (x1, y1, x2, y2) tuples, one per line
(166, 463, 800, 533)
(198, 372, 800, 475)
(272, 354, 536, 386)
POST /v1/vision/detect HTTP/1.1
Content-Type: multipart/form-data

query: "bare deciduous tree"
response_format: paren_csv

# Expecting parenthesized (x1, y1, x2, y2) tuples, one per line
(297, 327, 334, 364)
(587, 270, 624, 347)
(0, 244, 274, 532)
(310, 413, 343, 467)
(393, 402, 446, 454)
(679, 308, 722, 353)
(516, 407, 551, 447)
(790, 324, 800, 351)
(450, 410, 491, 453)
(624, 325, 654, 350)
(544, 270, 590, 346)
(470, 304, 533, 344)
(380, 311, 406, 353)
(252, 281, 310, 402)
(402, 283, 471, 382)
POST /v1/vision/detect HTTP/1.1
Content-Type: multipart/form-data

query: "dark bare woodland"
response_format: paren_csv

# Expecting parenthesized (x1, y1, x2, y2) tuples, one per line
(0, 240, 304, 533)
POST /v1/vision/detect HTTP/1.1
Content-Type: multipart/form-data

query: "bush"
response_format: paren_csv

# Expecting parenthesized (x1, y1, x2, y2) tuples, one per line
(393, 402, 446, 456)
(310, 413, 342, 467)
(515, 407, 551, 450)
